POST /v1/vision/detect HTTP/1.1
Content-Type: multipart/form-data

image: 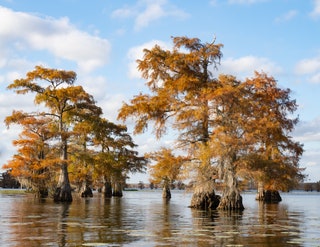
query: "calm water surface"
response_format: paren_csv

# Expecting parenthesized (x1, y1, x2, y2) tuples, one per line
(0, 190, 319, 246)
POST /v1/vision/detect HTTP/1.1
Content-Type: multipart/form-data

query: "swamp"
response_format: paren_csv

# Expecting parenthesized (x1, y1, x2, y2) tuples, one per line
(0, 189, 319, 247)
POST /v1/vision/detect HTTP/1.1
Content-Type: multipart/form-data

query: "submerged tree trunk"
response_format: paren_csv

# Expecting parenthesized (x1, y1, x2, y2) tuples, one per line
(162, 183, 171, 199)
(32, 177, 49, 198)
(32, 186, 48, 199)
(190, 152, 220, 210)
(79, 178, 93, 198)
(112, 181, 123, 197)
(54, 163, 73, 202)
(190, 179, 220, 210)
(264, 190, 282, 202)
(103, 180, 113, 198)
(80, 185, 93, 198)
(217, 159, 244, 211)
(255, 183, 282, 202)
(255, 181, 265, 201)
(54, 126, 72, 202)
(218, 187, 244, 210)
(37, 187, 49, 198)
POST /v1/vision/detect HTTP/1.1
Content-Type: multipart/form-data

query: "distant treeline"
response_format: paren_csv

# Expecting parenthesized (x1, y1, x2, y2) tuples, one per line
(0, 171, 21, 188)
(126, 181, 320, 192)
(298, 182, 320, 192)
(2, 172, 320, 193)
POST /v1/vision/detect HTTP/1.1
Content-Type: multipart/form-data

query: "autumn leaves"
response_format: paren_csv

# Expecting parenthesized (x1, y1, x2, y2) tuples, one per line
(3, 36, 304, 209)
(4, 66, 146, 201)
(118, 36, 304, 210)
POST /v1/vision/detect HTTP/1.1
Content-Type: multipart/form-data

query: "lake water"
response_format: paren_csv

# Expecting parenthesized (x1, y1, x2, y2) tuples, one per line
(0, 190, 319, 247)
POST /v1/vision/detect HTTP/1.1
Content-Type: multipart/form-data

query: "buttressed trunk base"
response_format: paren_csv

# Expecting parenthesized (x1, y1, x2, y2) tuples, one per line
(217, 190, 244, 210)
(80, 185, 93, 198)
(103, 181, 113, 198)
(54, 164, 72, 202)
(217, 161, 244, 211)
(255, 182, 282, 202)
(190, 190, 221, 210)
(79, 175, 93, 198)
(162, 184, 171, 199)
(112, 182, 123, 197)
(190, 180, 220, 210)
(256, 190, 282, 202)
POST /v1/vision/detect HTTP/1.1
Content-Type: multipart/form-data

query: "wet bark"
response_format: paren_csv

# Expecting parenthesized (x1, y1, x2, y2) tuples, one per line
(217, 159, 244, 211)
(112, 181, 123, 197)
(255, 182, 265, 201)
(54, 163, 73, 202)
(255, 182, 282, 202)
(103, 180, 113, 198)
(37, 188, 49, 198)
(79, 174, 93, 198)
(256, 191, 282, 202)
(80, 183, 93, 198)
(218, 188, 244, 210)
(264, 190, 282, 202)
(54, 128, 72, 202)
(162, 184, 171, 199)
(190, 180, 220, 210)
(190, 190, 221, 210)
(32, 187, 49, 198)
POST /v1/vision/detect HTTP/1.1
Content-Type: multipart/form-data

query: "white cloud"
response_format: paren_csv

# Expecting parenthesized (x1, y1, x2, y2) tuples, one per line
(111, 0, 188, 31)
(0, 58, 37, 88)
(135, 1, 166, 30)
(0, 6, 111, 73)
(100, 94, 127, 123)
(293, 117, 320, 143)
(274, 10, 298, 23)
(111, 5, 135, 18)
(219, 55, 282, 78)
(0, 91, 39, 170)
(310, 0, 320, 18)
(298, 148, 320, 182)
(80, 75, 110, 100)
(295, 56, 320, 84)
(291, 118, 320, 182)
(0, 125, 23, 168)
(127, 40, 169, 79)
(295, 57, 320, 74)
(309, 73, 320, 83)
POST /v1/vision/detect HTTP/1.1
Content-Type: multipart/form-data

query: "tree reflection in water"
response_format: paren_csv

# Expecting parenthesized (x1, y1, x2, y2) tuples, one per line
(0, 191, 317, 246)
(188, 197, 303, 246)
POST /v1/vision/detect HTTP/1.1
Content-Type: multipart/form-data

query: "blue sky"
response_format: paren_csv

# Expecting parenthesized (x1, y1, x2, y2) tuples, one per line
(1, 0, 320, 183)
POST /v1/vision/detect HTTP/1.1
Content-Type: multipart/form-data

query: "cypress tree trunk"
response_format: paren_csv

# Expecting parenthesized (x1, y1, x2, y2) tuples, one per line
(112, 181, 123, 197)
(255, 181, 265, 201)
(190, 179, 220, 210)
(38, 187, 49, 198)
(190, 146, 220, 210)
(217, 159, 244, 211)
(103, 180, 113, 198)
(264, 190, 282, 202)
(33, 186, 48, 198)
(255, 182, 282, 202)
(54, 123, 72, 202)
(80, 185, 93, 197)
(79, 178, 93, 198)
(162, 183, 171, 199)
(218, 186, 244, 210)
(255, 183, 282, 202)
(54, 163, 73, 202)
